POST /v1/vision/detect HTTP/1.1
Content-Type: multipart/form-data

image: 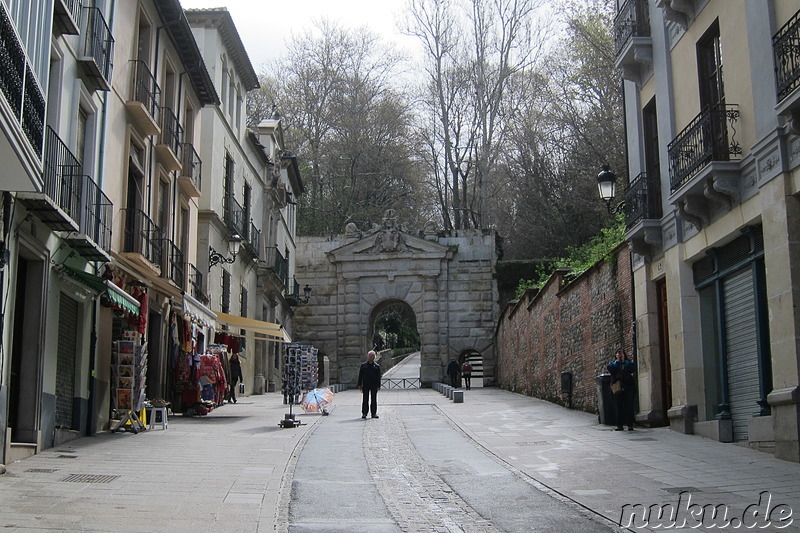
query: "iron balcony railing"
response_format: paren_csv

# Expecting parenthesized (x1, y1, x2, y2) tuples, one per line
(160, 106, 183, 160)
(43, 126, 82, 223)
(223, 195, 246, 237)
(180, 142, 202, 190)
(54, 0, 82, 35)
(244, 221, 261, 259)
(613, 0, 651, 56)
(286, 277, 301, 301)
(188, 263, 209, 305)
(623, 172, 662, 228)
(80, 6, 114, 85)
(0, 2, 45, 157)
(162, 238, 185, 287)
(131, 59, 161, 124)
(774, 8, 800, 102)
(668, 103, 741, 193)
(75, 174, 112, 251)
(122, 208, 163, 267)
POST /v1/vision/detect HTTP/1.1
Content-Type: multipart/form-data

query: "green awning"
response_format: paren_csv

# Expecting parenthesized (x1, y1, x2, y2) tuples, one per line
(105, 280, 141, 316)
(59, 265, 141, 316)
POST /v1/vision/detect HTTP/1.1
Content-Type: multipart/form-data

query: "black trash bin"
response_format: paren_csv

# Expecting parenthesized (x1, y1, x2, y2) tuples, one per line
(596, 373, 617, 426)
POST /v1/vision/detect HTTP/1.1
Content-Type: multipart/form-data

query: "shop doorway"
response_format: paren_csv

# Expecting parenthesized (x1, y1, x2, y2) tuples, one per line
(656, 280, 672, 422)
(146, 310, 164, 400)
(8, 253, 46, 444)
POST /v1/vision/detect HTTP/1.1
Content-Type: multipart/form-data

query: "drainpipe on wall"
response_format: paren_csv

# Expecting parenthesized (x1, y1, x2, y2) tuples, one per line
(87, 0, 115, 436)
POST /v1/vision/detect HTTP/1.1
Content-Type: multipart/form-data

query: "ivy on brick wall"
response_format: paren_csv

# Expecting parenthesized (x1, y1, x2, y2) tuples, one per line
(515, 214, 625, 298)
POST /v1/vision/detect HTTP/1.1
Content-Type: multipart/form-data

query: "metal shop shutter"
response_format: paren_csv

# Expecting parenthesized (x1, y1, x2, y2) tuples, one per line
(722, 267, 760, 441)
(56, 295, 79, 429)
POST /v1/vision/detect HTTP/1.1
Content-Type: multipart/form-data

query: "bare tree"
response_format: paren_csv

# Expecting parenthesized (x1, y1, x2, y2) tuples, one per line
(404, 0, 547, 230)
(256, 20, 421, 235)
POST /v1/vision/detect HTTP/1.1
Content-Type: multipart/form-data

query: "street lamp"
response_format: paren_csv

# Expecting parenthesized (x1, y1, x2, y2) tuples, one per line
(301, 284, 312, 304)
(209, 233, 242, 269)
(596, 165, 617, 212)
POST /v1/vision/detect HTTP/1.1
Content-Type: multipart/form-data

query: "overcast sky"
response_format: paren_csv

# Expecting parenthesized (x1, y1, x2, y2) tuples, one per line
(179, 0, 418, 71)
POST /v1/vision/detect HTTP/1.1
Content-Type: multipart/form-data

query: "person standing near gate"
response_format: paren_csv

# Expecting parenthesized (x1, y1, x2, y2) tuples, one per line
(447, 359, 460, 388)
(461, 360, 473, 390)
(357, 350, 382, 419)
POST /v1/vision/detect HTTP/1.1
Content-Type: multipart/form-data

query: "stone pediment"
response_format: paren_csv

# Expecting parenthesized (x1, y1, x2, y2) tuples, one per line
(327, 230, 453, 263)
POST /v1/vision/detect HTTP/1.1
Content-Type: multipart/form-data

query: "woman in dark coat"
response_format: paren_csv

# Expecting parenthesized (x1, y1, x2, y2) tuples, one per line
(607, 348, 636, 431)
(228, 353, 243, 403)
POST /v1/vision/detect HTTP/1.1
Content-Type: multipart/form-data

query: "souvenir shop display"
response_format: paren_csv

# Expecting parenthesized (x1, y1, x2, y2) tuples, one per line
(110, 333, 148, 433)
(182, 344, 228, 416)
(279, 344, 319, 428)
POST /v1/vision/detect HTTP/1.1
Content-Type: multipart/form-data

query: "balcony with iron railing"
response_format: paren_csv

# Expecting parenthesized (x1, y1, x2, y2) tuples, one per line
(53, 0, 81, 36)
(623, 172, 663, 257)
(774, 8, 800, 131)
(121, 208, 162, 272)
(17, 126, 81, 231)
(178, 143, 202, 197)
(284, 277, 301, 306)
(258, 246, 289, 297)
(77, 6, 114, 92)
(223, 195, 246, 238)
(64, 174, 113, 262)
(1, 6, 46, 163)
(614, 0, 652, 83)
(243, 221, 261, 259)
(156, 107, 183, 171)
(0, 3, 45, 167)
(125, 59, 161, 135)
(161, 238, 185, 288)
(668, 104, 742, 229)
(623, 172, 662, 228)
(188, 263, 209, 305)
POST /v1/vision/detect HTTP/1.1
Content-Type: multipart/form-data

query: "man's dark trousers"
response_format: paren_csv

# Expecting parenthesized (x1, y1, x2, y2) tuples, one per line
(362, 387, 378, 417)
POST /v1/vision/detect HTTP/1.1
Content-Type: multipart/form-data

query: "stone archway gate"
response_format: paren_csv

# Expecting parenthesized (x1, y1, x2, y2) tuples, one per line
(293, 213, 499, 388)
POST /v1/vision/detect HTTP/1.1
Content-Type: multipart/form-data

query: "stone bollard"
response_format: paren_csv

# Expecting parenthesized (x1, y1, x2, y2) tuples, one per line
(453, 389, 464, 403)
(447, 387, 454, 400)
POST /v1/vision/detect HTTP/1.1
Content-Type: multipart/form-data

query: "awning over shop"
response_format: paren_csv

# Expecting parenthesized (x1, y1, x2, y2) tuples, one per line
(214, 312, 291, 343)
(184, 293, 217, 329)
(59, 265, 141, 316)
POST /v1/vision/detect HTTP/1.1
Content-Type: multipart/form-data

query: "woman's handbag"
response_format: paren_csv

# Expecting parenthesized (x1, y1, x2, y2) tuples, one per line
(610, 380, 622, 395)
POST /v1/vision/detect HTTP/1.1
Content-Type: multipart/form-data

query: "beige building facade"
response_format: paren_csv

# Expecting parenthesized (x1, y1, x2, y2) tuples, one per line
(616, 0, 800, 460)
(0, 1, 300, 466)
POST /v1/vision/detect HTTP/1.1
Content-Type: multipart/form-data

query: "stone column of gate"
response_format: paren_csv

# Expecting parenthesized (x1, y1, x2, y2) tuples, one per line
(419, 277, 441, 386)
(342, 279, 363, 387)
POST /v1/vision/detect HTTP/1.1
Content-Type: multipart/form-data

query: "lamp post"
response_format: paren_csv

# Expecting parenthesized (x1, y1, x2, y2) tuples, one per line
(596, 165, 617, 213)
(596, 164, 627, 215)
(209, 233, 242, 269)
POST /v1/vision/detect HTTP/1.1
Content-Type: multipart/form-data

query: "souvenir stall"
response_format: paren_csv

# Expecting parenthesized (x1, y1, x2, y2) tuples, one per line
(101, 265, 150, 433)
(171, 294, 217, 415)
(279, 344, 319, 427)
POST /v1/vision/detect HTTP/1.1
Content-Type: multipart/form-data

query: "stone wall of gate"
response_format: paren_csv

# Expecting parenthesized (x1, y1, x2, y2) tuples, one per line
(292, 227, 499, 388)
(495, 244, 633, 413)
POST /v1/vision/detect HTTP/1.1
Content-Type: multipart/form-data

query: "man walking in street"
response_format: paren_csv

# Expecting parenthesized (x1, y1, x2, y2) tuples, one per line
(357, 350, 382, 419)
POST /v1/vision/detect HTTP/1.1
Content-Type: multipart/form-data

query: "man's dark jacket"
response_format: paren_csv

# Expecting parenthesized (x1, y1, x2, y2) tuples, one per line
(358, 360, 382, 390)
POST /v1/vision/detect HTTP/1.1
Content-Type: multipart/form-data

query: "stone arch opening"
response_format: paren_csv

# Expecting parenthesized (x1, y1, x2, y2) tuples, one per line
(368, 299, 421, 379)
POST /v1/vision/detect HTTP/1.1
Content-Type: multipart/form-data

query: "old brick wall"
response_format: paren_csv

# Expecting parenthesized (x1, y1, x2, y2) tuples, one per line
(496, 244, 633, 413)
